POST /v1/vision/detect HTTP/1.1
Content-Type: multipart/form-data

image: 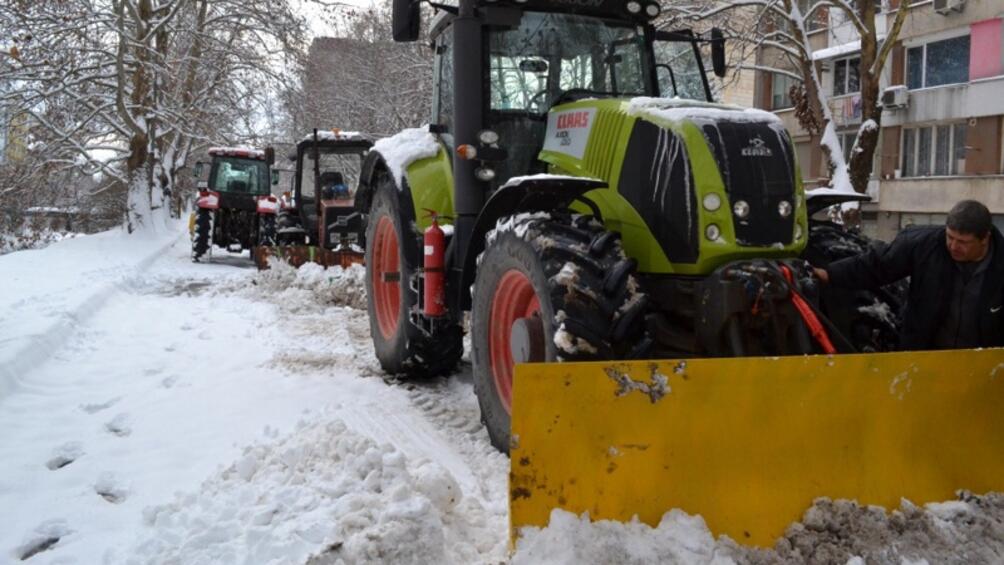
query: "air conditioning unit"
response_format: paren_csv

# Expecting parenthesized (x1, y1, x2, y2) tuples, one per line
(933, 0, 964, 15)
(882, 85, 909, 109)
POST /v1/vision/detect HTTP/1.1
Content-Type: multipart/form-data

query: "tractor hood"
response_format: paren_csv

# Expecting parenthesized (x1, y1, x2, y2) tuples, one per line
(537, 97, 806, 275)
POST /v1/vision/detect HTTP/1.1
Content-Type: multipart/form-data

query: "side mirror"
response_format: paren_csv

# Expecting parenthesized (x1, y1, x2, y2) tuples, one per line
(392, 0, 420, 42)
(711, 28, 726, 78)
(194, 162, 204, 177)
(518, 59, 548, 74)
(264, 147, 275, 165)
(271, 170, 280, 186)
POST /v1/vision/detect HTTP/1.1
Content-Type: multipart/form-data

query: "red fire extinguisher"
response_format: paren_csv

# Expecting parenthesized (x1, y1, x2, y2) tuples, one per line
(423, 213, 446, 317)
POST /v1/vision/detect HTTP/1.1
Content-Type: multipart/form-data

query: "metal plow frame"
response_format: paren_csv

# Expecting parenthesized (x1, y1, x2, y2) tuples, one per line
(254, 246, 363, 270)
(510, 348, 1004, 547)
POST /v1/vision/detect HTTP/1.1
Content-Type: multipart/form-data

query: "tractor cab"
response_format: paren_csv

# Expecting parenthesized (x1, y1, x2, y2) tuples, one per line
(278, 129, 372, 250)
(423, 3, 725, 188)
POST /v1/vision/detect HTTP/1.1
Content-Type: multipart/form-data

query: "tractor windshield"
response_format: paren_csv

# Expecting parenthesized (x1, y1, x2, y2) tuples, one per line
(209, 157, 269, 195)
(300, 149, 364, 201)
(488, 12, 652, 114)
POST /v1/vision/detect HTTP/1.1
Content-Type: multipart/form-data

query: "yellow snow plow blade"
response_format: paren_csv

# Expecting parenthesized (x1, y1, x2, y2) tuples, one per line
(510, 348, 1004, 547)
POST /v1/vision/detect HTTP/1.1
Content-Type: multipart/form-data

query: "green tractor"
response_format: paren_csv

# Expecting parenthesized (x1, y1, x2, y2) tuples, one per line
(357, 0, 837, 451)
(191, 146, 281, 262)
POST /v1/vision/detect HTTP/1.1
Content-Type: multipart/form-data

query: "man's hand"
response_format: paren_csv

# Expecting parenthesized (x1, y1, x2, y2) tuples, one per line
(812, 267, 830, 284)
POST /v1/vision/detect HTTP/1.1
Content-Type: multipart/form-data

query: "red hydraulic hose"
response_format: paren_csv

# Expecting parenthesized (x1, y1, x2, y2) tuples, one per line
(780, 265, 837, 354)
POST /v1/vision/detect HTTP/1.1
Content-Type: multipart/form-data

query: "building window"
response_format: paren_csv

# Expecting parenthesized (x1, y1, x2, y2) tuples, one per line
(833, 57, 861, 96)
(901, 123, 967, 177)
(906, 34, 970, 89)
(771, 73, 797, 110)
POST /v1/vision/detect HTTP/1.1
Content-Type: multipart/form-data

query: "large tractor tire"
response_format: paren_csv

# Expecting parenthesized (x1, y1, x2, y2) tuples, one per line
(276, 210, 306, 245)
(471, 213, 650, 453)
(804, 221, 906, 352)
(364, 178, 463, 377)
(191, 208, 213, 262)
(258, 214, 276, 246)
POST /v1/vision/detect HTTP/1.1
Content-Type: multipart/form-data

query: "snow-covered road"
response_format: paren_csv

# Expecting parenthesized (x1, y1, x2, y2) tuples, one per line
(0, 229, 508, 563)
(4, 226, 1003, 565)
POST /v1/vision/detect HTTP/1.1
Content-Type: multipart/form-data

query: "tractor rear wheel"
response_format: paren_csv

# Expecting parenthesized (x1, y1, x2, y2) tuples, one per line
(191, 208, 212, 262)
(364, 178, 462, 377)
(258, 214, 276, 246)
(471, 214, 649, 453)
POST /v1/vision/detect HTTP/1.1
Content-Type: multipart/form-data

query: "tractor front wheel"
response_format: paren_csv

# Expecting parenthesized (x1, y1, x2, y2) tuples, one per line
(191, 208, 213, 262)
(471, 214, 650, 453)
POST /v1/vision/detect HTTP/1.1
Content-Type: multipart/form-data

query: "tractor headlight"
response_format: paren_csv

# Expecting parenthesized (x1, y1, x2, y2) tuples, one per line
(733, 200, 750, 219)
(705, 224, 721, 241)
(778, 200, 792, 218)
(478, 129, 500, 145)
(475, 167, 496, 182)
(702, 193, 722, 212)
(645, 2, 661, 17)
(626, 1, 642, 13)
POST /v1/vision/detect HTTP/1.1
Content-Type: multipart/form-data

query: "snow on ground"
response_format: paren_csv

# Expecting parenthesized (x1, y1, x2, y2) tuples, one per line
(3, 224, 1003, 564)
(0, 226, 507, 564)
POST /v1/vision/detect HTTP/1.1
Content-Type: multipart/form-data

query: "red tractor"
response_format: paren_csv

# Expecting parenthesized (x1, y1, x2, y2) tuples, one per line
(191, 146, 280, 262)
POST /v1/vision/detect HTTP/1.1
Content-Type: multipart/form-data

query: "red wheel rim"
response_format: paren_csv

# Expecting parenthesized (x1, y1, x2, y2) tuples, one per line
(372, 216, 401, 339)
(488, 270, 541, 413)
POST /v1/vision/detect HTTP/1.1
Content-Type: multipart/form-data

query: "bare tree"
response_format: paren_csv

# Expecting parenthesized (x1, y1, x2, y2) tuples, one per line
(291, 2, 434, 138)
(685, 0, 908, 195)
(0, 0, 309, 233)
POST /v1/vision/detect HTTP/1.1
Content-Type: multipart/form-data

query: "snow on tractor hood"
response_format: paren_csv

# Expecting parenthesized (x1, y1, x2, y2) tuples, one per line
(372, 127, 441, 190)
(625, 97, 783, 127)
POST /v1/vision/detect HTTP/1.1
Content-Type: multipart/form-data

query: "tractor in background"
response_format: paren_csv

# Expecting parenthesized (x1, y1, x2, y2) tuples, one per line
(254, 129, 372, 269)
(191, 146, 280, 262)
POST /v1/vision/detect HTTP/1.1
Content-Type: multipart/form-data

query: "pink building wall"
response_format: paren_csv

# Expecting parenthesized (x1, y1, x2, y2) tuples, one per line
(970, 18, 1003, 81)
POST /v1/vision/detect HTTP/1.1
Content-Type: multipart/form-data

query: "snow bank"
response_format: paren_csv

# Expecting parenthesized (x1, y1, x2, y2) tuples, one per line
(132, 413, 499, 564)
(513, 509, 736, 564)
(236, 260, 368, 312)
(0, 226, 180, 401)
(373, 128, 441, 189)
(515, 493, 1004, 565)
(627, 97, 782, 126)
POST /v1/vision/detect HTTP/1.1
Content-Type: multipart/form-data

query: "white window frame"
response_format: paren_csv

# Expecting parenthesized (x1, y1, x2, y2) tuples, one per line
(904, 29, 971, 90)
(832, 56, 861, 97)
(900, 121, 967, 178)
(771, 72, 797, 110)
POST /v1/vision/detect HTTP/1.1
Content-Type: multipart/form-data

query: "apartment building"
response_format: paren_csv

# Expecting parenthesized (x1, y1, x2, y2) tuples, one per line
(754, 0, 1004, 241)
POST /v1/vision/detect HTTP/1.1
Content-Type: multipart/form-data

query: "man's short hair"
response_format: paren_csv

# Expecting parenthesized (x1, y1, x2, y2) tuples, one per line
(946, 200, 992, 237)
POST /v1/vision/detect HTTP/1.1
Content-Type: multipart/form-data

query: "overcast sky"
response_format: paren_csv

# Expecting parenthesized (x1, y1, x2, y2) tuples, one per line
(298, 0, 380, 39)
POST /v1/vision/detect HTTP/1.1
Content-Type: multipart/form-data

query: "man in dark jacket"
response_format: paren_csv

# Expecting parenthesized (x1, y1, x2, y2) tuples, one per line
(813, 200, 1004, 350)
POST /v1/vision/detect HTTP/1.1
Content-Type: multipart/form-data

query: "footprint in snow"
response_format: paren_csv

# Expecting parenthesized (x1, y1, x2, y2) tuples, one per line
(104, 413, 132, 437)
(15, 519, 72, 561)
(94, 472, 129, 504)
(79, 397, 120, 414)
(161, 375, 180, 388)
(46, 442, 84, 470)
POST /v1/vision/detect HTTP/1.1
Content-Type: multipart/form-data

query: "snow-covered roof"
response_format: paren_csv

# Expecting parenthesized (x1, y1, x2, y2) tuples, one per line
(372, 127, 440, 188)
(302, 130, 366, 142)
(627, 97, 782, 126)
(208, 146, 266, 160)
(811, 37, 884, 61)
